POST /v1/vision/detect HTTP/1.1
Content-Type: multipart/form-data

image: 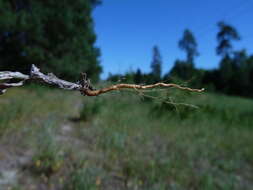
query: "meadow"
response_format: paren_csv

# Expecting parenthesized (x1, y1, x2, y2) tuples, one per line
(0, 85, 252, 190)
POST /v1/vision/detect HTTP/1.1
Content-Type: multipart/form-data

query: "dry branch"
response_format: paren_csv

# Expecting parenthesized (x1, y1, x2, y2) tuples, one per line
(0, 64, 204, 96)
(83, 83, 204, 96)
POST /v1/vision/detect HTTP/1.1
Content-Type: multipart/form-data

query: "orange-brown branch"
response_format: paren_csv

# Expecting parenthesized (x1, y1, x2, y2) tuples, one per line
(83, 83, 205, 96)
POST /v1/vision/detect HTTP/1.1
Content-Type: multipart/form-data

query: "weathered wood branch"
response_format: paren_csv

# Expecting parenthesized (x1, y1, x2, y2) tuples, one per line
(30, 65, 81, 91)
(0, 65, 204, 96)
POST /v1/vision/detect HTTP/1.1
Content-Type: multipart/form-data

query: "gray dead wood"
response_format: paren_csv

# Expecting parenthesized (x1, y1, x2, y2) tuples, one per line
(0, 65, 88, 95)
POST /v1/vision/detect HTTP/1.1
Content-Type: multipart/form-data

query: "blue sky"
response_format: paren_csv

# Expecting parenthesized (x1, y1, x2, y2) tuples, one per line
(93, 0, 253, 79)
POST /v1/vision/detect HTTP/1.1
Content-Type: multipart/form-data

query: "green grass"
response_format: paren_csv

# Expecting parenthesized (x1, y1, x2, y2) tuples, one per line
(0, 86, 253, 189)
(30, 119, 64, 177)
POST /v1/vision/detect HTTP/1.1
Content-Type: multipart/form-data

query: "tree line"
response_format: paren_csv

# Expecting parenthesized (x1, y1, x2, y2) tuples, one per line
(0, 0, 102, 82)
(108, 21, 253, 98)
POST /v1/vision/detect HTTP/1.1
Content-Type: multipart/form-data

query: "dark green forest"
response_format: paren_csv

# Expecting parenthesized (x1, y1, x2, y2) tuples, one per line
(0, 0, 102, 81)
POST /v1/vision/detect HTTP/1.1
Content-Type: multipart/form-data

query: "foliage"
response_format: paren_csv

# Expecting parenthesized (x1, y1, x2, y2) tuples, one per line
(178, 29, 198, 64)
(168, 29, 199, 82)
(107, 73, 122, 82)
(216, 21, 240, 57)
(150, 45, 162, 82)
(169, 60, 195, 81)
(0, 0, 102, 81)
(134, 68, 143, 84)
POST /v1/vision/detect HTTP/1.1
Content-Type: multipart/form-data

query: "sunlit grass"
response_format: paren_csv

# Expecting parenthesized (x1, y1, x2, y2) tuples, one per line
(0, 86, 253, 189)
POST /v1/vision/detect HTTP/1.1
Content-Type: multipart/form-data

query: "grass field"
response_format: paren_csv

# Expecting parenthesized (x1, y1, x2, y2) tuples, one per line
(0, 85, 253, 190)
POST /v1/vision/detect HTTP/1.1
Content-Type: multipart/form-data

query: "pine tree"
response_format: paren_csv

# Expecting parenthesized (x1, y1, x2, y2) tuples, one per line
(150, 45, 162, 82)
(216, 21, 240, 58)
(169, 29, 198, 81)
(134, 68, 142, 84)
(216, 21, 240, 93)
(178, 29, 198, 65)
(0, 0, 102, 81)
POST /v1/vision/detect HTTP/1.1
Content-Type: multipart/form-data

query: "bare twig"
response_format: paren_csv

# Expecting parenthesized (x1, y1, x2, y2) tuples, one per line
(83, 83, 204, 96)
(0, 64, 204, 96)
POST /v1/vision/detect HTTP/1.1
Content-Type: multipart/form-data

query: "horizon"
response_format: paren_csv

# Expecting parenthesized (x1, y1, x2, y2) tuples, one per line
(93, 0, 253, 79)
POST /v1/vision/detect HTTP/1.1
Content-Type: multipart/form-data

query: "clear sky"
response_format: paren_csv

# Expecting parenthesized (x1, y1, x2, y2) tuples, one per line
(93, 0, 253, 79)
